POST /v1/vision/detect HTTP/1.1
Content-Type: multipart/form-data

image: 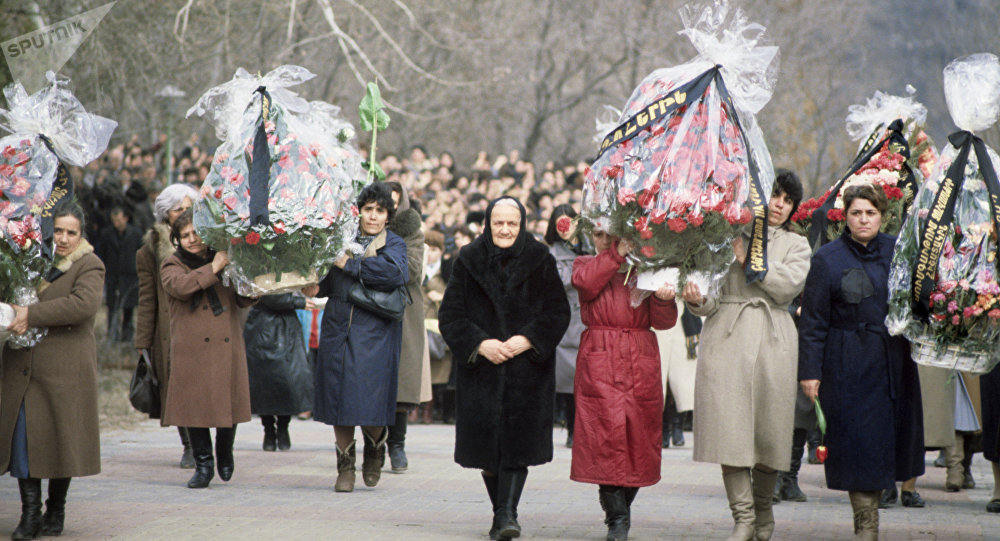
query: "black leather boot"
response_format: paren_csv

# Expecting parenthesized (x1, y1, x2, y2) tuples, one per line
(779, 428, 808, 502)
(178, 427, 195, 469)
(661, 406, 670, 449)
(276, 415, 291, 451)
(496, 467, 527, 539)
(387, 410, 408, 473)
(12, 478, 42, 540)
(482, 472, 500, 540)
(361, 427, 388, 487)
(40, 478, 70, 536)
(671, 412, 686, 447)
(261, 416, 277, 452)
(215, 425, 237, 481)
(186, 427, 215, 489)
(599, 485, 630, 541)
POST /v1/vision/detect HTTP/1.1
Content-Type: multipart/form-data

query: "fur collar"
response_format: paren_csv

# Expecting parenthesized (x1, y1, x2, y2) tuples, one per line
(389, 208, 422, 240)
(458, 235, 551, 308)
(143, 222, 175, 263)
(38, 238, 95, 294)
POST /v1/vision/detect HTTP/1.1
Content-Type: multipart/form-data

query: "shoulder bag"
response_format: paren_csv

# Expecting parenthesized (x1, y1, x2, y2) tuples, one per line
(347, 255, 412, 321)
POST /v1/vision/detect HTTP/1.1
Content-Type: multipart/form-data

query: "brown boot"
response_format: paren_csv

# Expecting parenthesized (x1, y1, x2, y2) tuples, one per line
(335, 440, 356, 493)
(361, 427, 388, 487)
(945, 435, 964, 492)
(722, 467, 755, 541)
(751, 467, 777, 540)
(849, 491, 879, 540)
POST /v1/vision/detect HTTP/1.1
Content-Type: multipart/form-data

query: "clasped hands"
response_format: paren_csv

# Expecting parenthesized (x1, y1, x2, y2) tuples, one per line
(6, 305, 28, 335)
(478, 335, 532, 365)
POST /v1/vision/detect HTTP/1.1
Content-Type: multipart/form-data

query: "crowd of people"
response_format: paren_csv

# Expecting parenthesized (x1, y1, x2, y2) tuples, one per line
(0, 131, 997, 541)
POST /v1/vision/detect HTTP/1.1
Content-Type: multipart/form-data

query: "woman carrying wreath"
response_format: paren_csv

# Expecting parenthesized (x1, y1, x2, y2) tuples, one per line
(682, 172, 811, 541)
(301, 182, 408, 493)
(798, 184, 924, 540)
(571, 221, 678, 541)
(438, 196, 570, 541)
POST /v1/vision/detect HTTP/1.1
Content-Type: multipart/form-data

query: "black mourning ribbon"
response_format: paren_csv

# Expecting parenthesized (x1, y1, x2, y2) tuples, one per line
(807, 119, 912, 250)
(248, 86, 272, 227)
(910, 131, 1000, 321)
(36, 134, 74, 261)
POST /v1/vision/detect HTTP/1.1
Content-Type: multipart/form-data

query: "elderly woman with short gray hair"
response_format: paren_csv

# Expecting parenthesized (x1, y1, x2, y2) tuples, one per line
(135, 183, 201, 468)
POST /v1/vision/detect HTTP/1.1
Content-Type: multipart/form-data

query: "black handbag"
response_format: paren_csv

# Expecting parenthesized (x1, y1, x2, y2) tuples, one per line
(427, 329, 447, 361)
(129, 349, 161, 418)
(347, 256, 412, 321)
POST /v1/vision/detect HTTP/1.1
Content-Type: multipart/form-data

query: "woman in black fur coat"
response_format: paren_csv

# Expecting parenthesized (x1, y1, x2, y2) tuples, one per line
(439, 196, 570, 541)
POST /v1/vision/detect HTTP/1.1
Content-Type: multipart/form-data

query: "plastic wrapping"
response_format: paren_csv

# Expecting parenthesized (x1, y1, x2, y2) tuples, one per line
(582, 0, 777, 299)
(189, 66, 366, 296)
(845, 86, 927, 144)
(944, 53, 1000, 133)
(887, 54, 1000, 364)
(0, 289, 46, 349)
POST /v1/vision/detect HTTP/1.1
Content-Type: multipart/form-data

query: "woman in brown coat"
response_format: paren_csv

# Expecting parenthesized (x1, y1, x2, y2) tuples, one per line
(160, 211, 255, 489)
(134, 183, 200, 468)
(1, 200, 105, 539)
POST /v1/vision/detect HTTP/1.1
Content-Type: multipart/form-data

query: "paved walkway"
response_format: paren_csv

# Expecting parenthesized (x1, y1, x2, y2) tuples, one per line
(0, 419, 997, 540)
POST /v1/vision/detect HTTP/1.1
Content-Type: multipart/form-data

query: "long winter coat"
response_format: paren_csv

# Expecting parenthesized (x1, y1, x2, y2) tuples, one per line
(160, 253, 255, 428)
(390, 206, 426, 405)
(0, 244, 104, 478)
(245, 293, 314, 415)
(551, 240, 585, 394)
(134, 223, 174, 422)
(688, 226, 811, 470)
(799, 232, 924, 491)
(313, 230, 408, 427)
(439, 237, 570, 471)
(96, 223, 143, 309)
(918, 365, 957, 447)
(981, 368, 1000, 462)
(570, 246, 677, 486)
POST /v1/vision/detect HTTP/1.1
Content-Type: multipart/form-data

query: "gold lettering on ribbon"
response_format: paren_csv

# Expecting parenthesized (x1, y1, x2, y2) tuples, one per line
(913, 177, 955, 302)
(747, 183, 766, 272)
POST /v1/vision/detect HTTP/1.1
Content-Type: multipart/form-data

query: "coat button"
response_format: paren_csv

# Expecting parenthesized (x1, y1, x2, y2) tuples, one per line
(204, 337, 210, 342)
(224, 337, 229, 343)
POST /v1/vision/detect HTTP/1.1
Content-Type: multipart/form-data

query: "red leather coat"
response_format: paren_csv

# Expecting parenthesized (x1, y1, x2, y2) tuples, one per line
(570, 246, 677, 486)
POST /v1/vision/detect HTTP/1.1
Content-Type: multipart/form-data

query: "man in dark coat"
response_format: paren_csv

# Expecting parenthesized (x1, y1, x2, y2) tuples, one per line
(439, 196, 570, 540)
(96, 206, 143, 342)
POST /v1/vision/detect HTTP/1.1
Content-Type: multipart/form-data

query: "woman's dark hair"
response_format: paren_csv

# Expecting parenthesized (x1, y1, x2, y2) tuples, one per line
(169, 209, 195, 248)
(842, 183, 888, 215)
(772, 168, 803, 226)
(544, 204, 578, 245)
(357, 182, 397, 223)
(51, 198, 87, 233)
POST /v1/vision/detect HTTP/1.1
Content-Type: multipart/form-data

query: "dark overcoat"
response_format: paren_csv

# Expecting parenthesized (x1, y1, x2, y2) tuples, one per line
(799, 232, 924, 491)
(438, 236, 570, 471)
(0, 247, 104, 478)
(97, 222, 143, 309)
(981, 367, 1000, 462)
(245, 293, 314, 415)
(134, 223, 174, 422)
(313, 230, 408, 427)
(160, 253, 255, 428)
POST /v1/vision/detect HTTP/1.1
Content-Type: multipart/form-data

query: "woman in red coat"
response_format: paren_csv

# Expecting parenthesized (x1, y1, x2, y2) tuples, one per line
(571, 225, 678, 541)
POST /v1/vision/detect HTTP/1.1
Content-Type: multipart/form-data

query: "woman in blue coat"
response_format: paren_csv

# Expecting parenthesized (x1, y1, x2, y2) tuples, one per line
(798, 184, 924, 540)
(302, 183, 408, 493)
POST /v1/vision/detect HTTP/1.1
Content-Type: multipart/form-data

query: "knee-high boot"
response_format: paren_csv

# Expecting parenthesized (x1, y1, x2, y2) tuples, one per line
(261, 416, 277, 452)
(215, 425, 237, 481)
(387, 410, 409, 473)
(849, 491, 880, 540)
(276, 415, 291, 451)
(777, 429, 808, 502)
(482, 472, 500, 540)
(178, 426, 195, 469)
(11, 478, 42, 540)
(751, 467, 777, 541)
(40, 478, 71, 536)
(186, 427, 215, 488)
(495, 467, 528, 539)
(722, 467, 755, 541)
(598, 485, 631, 541)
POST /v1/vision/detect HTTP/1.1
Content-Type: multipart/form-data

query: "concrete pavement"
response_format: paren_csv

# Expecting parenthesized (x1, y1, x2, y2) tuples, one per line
(0, 419, 997, 540)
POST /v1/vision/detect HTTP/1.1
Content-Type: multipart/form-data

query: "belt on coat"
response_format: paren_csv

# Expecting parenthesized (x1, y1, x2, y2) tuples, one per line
(831, 321, 897, 400)
(719, 295, 782, 340)
(586, 326, 648, 332)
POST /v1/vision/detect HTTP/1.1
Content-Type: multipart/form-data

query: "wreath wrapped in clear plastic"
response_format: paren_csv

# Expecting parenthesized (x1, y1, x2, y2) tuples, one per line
(188, 66, 366, 296)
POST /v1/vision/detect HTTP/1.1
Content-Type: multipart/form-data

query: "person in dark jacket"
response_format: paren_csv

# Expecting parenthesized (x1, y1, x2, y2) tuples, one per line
(798, 184, 924, 540)
(438, 196, 570, 541)
(302, 183, 408, 493)
(244, 293, 315, 452)
(572, 224, 678, 541)
(96, 206, 143, 342)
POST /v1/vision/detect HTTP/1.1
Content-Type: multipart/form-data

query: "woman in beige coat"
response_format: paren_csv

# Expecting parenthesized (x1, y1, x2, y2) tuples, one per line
(134, 183, 200, 468)
(683, 171, 811, 541)
(161, 211, 254, 489)
(1, 200, 104, 539)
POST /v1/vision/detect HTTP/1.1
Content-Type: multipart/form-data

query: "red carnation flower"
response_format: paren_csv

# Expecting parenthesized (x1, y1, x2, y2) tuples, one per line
(637, 190, 657, 209)
(617, 187, 636, 206)
(556, 215, 572, 234)
(214, 188, 222, 199)
(827, 208, 844, 221)
(230, 236, 243, 245)
(686, 211, 704, 227)
(641, 245, 656, 258)
(224, 197, 238, 211)
(667, 218, 687, 233)
(650, 209, 667, 224)
(245, 231, 261, 245)
(273, 221, 287, 235)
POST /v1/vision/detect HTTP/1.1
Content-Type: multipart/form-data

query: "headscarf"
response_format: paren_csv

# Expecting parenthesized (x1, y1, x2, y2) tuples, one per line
(173, 245, 226, 316)
(483, 196, 529, 272)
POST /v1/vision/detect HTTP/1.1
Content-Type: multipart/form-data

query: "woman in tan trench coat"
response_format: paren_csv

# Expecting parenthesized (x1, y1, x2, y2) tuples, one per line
(134, 183, 200, 468)
(160, 211, 254, 489)
(683, 171, 810, 541)
(1, 201, 104, 539)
